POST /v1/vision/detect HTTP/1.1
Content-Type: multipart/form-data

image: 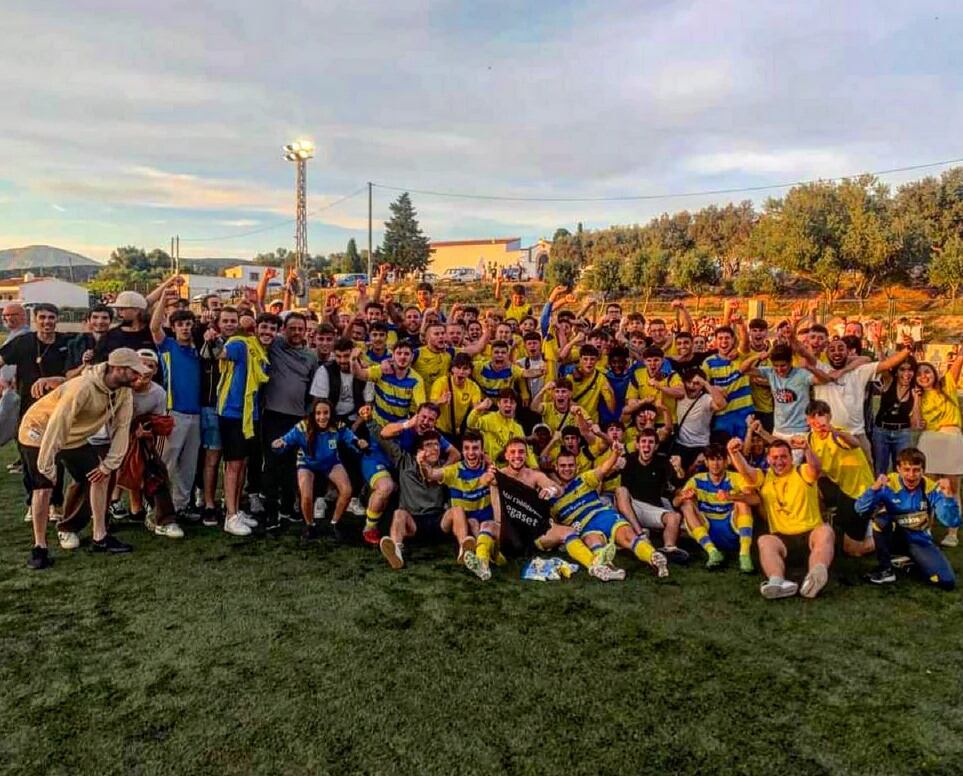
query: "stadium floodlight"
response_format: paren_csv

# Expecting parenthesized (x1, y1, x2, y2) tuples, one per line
(282, 139, 314, 304)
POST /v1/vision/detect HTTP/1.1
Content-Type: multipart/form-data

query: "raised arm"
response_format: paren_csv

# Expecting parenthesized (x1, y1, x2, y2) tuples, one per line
(149, 283, 174, 346)
(671, 299, 693, 334)
(726, 437, 760, 487)
(350, 346, 373, 382)
(530, 380, 554, 414)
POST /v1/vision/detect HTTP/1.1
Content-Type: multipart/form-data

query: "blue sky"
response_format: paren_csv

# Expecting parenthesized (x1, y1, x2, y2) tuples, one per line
(1, 0, 961, 262)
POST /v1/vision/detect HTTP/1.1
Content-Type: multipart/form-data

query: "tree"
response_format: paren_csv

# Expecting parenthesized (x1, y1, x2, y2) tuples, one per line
(669, 249, 719, 309)
(342, 239, 364, 274)
(689, 201, 756, 279)
(585, 253, 624, 297)
(545, 256, 581, 289)
(622, 246, 667, 311)
(380, 192, 431, 273)
(732, 264, 779, 298)
(929, 234, 963, 311)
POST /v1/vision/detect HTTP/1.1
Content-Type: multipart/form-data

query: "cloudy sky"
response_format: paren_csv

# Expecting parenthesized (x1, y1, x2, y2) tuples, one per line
(1, 0, 961, 262)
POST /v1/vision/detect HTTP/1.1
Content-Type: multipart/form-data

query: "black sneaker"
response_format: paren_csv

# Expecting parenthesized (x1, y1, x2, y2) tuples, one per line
(90, 534, 134, 554)
(866, 568, 896, 585)
(280, 511, 301, 524)
(201, 507, 220, 527)
(27, 546, 53, 570)
(176, 507, 202, 524)
(107, 501, 131, 523)
(301, 523, 321, 543)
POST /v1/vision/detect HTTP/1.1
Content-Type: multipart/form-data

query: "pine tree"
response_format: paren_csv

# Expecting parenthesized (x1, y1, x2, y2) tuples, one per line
(343, 238, 363, 273)
(380, 193, 431, 273)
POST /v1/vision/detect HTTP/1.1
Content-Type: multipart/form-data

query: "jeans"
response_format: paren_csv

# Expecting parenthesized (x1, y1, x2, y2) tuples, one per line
(872, 427, 912, 476)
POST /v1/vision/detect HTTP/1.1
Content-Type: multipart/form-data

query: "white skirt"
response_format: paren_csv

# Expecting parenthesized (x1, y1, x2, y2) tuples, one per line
(918, 428, 963, 476)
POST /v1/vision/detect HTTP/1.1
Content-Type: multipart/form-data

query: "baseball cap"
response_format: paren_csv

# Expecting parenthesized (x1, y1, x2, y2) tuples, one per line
(109, 291, 148, 310)
(107, 347, 152, 374)
(136, 348, 159, 364)
(532, 423, 551, 434)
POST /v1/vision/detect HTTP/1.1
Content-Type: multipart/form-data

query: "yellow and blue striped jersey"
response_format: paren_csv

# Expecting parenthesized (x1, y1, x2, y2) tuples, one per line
(703, 354, 752, 419)
(548, 470, 608, 526)
(685, 471, 751, 525)
(440, 461, 493, 521)
(367, 363, 426, 426)
(473, 360, 525, 399)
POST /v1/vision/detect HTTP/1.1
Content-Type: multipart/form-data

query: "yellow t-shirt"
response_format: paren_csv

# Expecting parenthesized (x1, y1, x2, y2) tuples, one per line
(467, 409, 537, 466)
(920, 372, 962, 430)
(429, 375, 482, 436)
(807, 427, 874, 500)
(541, 402, 576, 434)
(754, 465, 823, 535)
(566, 367, 614, 423)
(625, 368, 683, 419)
(411, 346, 452, 390)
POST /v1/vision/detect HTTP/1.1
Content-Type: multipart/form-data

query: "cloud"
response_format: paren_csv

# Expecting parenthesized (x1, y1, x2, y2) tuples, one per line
(50, 204, 67, 213)
(683, 149, 857, 178)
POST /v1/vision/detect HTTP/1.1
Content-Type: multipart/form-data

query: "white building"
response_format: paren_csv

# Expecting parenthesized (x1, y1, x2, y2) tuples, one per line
(0, 276, 90, 308)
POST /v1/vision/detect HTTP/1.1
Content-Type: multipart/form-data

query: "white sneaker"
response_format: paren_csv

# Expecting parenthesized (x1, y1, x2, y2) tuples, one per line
(800, 563, 829, 599)
(314, 498, 328, 521)
(248, 494, 265, 515)
(651, 551, 669, 578)
(23, 507, 32, 523)
(760, 578, 798, 599)
(153, 522, 185, 539)
(49, 505, 63, 524)
(58, 531, 80, 550)
(380, 536, 404, 569)
(588, 563, 623, 582)
(347, 497, 365, 516)
(223, 514, 252, 536)
(236, 510, 258, 528)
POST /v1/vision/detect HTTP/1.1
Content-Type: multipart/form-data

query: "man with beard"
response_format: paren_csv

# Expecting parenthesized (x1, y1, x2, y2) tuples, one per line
(377, 430, 475, 571)
(548, 446, 669, 578)
(20, 348, 150, 569)
(616, 428, 689, 563)
(728, 436, 835, 600)
(489, 438, 620, 580)
(260, 312, 318, 532)
(381, 402, 460, 464)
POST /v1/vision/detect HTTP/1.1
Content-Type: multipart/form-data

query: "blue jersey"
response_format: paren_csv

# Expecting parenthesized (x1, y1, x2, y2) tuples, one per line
(218, 339, 254, 420)
(276, 421, 359, 472)
(601, 369, 633, 426)
(856, 473, 961, 544)
(158, 336, 201, 415)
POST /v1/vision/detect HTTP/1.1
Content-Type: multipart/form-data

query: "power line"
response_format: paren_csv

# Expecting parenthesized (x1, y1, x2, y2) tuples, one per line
(180, 185, 367, 243)
(372, 155, 963, 203)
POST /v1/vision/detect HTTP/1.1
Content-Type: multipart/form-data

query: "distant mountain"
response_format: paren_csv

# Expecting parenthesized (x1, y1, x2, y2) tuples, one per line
(0, 244, 101, 282)
(0, 244, 101, 270)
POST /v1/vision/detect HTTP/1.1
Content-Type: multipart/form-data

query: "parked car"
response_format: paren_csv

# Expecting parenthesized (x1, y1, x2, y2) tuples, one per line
(332, 273, 369, 287)
(499, 266, 524, 281)
(442, 267, 481, 283)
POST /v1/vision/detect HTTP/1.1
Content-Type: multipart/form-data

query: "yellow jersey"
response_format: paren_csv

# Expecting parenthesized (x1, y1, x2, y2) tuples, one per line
(754, 465, 823, 535)
(920, 372, 962, 430)
(807, 427, 874, 500)
(429, 375, 481, 437)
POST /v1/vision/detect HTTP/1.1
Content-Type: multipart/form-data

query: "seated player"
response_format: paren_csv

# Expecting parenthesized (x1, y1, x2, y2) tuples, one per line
(490, 438, 621, 581)
(856, 448, 957, 590)
(672, 443, 757, 572)
(548, 447, 669, 577)
(376, 429, 476, 570)
(270, 399, 367, 541)
(420, 430, 498, 581)
(728, 437, 835, 600)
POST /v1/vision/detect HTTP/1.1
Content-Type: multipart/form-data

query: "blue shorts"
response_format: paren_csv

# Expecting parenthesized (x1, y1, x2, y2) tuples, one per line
(466, 506, 495, 526)
(201, 406, 221, 450)
(297, 461, 336, 477)
(578, 509, 628, 541)
(360, 447, 392, 487)
(707, 517, 740, 552)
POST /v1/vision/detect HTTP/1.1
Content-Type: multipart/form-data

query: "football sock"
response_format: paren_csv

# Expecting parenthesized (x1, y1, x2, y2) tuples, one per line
(563, 535, 595, 568)
(736, 512, 753, 557)
(364, 508, 380, 532)
(689, 522, 718, 557)
(631, 535, 655, 564)
(477, 531, 495, 563)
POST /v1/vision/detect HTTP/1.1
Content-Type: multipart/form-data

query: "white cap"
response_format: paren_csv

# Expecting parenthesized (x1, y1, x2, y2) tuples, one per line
(109, 291, 148, 310)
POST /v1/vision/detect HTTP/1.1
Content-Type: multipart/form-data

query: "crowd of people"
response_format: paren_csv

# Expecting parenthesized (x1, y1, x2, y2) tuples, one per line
(1, 266, 959, 598)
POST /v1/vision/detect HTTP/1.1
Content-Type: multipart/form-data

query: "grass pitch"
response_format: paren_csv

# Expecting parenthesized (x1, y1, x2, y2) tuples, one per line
(1, 445, 961, 776)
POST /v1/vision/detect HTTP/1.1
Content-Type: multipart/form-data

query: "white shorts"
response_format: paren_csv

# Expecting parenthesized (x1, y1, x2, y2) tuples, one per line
(630, 498, 671, 530)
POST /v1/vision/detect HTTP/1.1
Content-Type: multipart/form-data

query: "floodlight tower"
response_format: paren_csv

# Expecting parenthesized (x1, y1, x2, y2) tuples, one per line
(283, 140, 314, 304)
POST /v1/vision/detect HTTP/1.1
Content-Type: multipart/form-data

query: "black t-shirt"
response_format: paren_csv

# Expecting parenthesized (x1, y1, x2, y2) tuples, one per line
(667, 352, 710, 374)
(94, 326, 156, 361)
(0, 332, 71, 416)
(622, 451, 680, 506)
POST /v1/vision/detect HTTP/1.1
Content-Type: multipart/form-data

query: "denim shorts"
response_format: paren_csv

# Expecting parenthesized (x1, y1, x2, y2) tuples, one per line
(200, 406, 222, 450)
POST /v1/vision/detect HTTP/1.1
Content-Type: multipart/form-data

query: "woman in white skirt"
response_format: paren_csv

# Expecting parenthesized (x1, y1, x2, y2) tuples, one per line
(912, 354, 963, 547)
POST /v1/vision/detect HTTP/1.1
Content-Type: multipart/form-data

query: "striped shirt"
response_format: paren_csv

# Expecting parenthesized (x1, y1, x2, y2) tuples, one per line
(440, 461, 493, 521)
(367, 363, 426, 426)
(703, 353, 753, 422)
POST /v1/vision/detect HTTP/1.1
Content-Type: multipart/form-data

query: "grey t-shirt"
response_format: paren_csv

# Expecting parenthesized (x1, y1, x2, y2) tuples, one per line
(263, 339, 318, 416)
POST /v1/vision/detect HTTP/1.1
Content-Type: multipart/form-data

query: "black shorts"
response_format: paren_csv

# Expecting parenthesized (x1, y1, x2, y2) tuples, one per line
(22, 443, 105, 491)
(412, 510, 447, 542)
(819, 479, 869, 541)
(774, 530, 813, 574)
(219, 416, 260, 462)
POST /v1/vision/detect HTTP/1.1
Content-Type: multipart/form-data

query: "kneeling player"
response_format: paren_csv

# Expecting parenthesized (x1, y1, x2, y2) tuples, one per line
(672, 443, 756, 571)
(421, 430, 499, 580)
(856, 447, 957, 590)
(549, 447, 668, 577)
(375, 429, 476, 570)
(492, 438, 623, 581)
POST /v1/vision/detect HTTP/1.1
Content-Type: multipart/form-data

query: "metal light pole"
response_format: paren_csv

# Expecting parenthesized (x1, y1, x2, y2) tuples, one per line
(283, 140, 314, 305)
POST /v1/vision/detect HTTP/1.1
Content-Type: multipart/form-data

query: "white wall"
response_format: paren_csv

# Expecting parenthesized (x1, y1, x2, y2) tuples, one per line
(19, 279, 89, 308)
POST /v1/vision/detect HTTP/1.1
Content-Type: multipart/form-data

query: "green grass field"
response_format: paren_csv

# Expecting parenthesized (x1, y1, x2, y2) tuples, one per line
(1, 443, 962, 776)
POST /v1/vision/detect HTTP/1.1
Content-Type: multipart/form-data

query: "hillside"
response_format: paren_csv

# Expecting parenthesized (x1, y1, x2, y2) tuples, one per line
(0, 244, 101, 270)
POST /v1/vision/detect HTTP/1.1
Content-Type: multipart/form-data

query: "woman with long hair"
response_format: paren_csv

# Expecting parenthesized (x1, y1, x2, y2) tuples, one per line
(912, 354, 963, 547)
(271, 399, 366, 541)
(872, 356, 917, 476)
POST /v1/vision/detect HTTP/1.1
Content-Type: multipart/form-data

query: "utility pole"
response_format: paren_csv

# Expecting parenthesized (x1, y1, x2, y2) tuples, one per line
(170, 237, 176, 274)
(283, 141, 314, 306)
(367, 181, 373, 280)
(175, 235, 180, 276)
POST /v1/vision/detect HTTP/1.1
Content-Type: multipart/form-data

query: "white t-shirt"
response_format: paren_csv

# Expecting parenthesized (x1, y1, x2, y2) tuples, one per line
(676, 393, 714, 448)
(813, 362, 877, 434)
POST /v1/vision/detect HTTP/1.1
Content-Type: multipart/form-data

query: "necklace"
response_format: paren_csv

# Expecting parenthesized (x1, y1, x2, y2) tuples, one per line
(35, 336, 54, 368)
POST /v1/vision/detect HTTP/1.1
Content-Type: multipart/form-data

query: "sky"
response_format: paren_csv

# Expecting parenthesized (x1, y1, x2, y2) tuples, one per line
(1, 0, 961, 263)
